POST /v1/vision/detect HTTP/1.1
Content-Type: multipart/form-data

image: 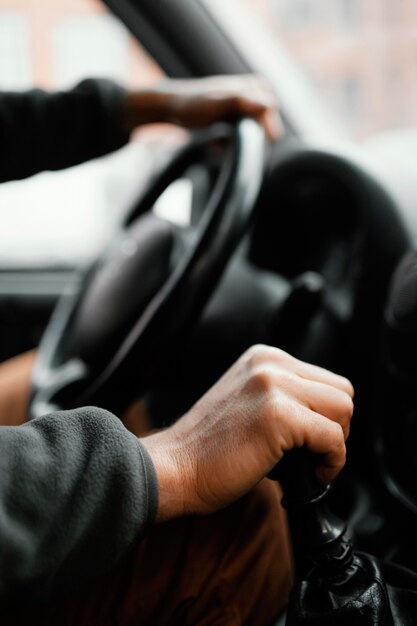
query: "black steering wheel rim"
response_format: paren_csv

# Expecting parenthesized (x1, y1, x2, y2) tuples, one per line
(29, 119, 266, 420)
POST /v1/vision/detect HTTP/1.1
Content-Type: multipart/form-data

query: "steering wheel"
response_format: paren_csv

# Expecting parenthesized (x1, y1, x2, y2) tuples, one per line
(29, 119, 266, 420)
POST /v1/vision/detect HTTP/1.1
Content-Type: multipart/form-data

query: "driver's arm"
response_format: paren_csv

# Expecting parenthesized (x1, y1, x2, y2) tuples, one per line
(0, 80, 129, 183)
(0, 75, 281, 183)
(0, 407, 158, 610)
(0, 346, 352, 609)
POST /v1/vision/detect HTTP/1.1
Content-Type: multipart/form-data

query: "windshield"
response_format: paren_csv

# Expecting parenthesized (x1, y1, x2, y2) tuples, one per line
(205, 0, 416, 142)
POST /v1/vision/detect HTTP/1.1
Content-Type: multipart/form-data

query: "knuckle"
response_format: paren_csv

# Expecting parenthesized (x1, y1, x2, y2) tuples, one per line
(245, 344, 269, 366)
(247, 343, 268, 357)
(274, 347, 296, 367)
(250, 365, 275, 394)
(243, 345, 295, 387)
(245, 344, 291, 365)
(251, 366, 295, 398)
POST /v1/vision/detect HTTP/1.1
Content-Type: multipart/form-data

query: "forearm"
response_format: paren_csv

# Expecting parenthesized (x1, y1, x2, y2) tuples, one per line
(0, 79, 129, 183)
(122, 87, 174, 131)
(0, 408, 157, 609)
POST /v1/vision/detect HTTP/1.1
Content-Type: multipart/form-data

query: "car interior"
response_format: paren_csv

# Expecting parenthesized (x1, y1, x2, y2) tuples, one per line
(3, 0, 417, 623)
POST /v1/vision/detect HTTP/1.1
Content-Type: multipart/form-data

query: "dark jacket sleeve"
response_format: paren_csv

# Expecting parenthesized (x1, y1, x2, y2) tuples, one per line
(0, 407, 158, 610)
(0, 79, 130, 183)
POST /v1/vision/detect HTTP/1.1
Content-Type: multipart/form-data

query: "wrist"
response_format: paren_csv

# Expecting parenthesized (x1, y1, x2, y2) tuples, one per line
(140, 429, 192, 522)
(122, 87, 174, 132)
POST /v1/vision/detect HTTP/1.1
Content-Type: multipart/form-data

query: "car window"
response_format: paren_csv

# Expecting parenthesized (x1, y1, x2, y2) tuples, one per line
(0, 0, 182, 269)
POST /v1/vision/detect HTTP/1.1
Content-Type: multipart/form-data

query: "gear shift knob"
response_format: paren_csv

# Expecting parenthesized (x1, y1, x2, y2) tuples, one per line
(268, 447, 326, 499)
(269, 449, 352, 578)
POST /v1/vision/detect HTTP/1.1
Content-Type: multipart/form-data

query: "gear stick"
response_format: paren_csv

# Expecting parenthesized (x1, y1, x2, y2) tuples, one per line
(270, 450, 417, 625)
(269, 450, 352, 580)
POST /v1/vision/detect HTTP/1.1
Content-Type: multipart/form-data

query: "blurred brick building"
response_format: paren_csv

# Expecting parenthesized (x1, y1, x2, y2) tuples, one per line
(0, 0, 161, 91)
(245, 0, 417, 138)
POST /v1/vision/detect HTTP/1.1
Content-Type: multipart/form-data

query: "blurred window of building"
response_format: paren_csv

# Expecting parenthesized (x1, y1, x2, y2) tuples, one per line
(54, 14, 129, 88)
(0, 12, 31, 90)
(0, 0, 186, 269)
(387, 68, 406, 124)
(384, 0, 398, 21)
(339, 75, 363, 124)
(339, 0, 360, 30)
(271, 0, 318, 29)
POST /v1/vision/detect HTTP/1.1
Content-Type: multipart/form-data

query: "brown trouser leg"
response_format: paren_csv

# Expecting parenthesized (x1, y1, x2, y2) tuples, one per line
(1, 354, 294, 626)
(0, 350, 36, 426)
(7, 480, 292, 626)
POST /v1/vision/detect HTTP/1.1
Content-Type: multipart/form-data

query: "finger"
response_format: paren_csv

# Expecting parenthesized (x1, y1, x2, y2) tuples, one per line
(195, 95, 267, 127)
(230, 94, 272, 116)
(296, 362, 354, 398)
(280, 355, 354, 398)
(269, 370, 353, 439)
(259, 108, 283, 141)
(256, 345, 354, 397)
(298, 411, 346, 483)
(233, 98, 282, 143)
(296, 380, 353, 440)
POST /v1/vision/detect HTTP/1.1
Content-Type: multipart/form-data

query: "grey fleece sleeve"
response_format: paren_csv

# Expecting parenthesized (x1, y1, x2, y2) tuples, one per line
(0, 407, 158, 609)
(0, 78, 130, 183)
